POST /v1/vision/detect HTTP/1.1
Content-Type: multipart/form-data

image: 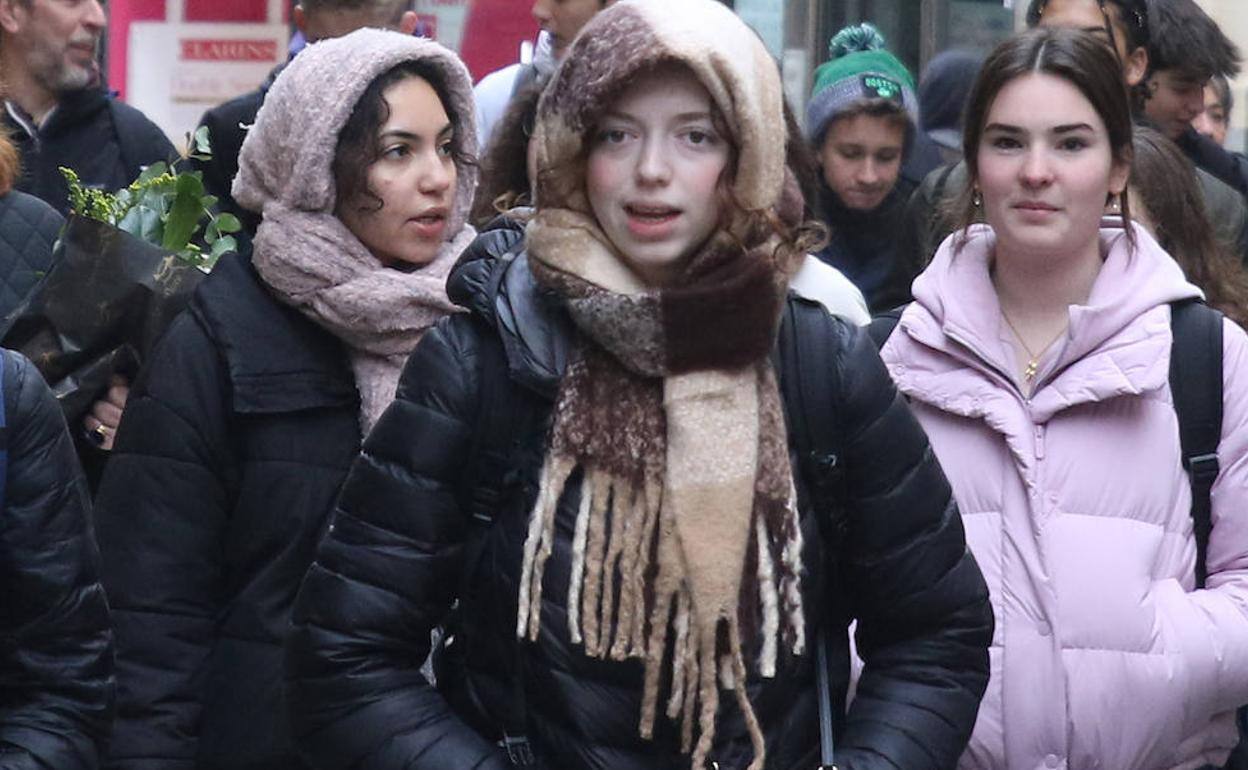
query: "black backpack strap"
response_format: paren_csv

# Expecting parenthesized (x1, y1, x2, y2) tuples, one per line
(452, 263, 538, 766)
(1168, 299, 1224, 589)
(776, 300, 846, 769)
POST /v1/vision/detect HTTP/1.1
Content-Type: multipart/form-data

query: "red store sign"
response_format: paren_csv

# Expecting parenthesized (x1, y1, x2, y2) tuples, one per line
(180, 39, 279, 62)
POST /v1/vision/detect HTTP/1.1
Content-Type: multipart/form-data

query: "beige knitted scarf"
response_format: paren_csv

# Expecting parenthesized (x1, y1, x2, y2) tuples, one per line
(521, 208, 805, 770)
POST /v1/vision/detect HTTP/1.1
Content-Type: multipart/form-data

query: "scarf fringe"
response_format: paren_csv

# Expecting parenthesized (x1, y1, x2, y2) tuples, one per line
(516, 453, 804, 769)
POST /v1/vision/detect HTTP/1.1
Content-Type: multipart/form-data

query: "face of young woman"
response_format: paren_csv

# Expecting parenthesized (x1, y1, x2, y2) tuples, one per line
(818, 113, 906, 212)
(975, 72, 1129, 259)
(585, 66, 730, 288)
(336, 75, 457, 269)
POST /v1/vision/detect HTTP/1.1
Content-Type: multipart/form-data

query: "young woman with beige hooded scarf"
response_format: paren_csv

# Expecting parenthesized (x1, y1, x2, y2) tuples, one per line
(287, 2, 992, 769)
(92, 29, 478, 769)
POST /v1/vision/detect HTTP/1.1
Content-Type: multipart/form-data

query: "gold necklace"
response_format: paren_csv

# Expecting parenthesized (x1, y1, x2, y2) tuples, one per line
(1000, 311, 1067, 383)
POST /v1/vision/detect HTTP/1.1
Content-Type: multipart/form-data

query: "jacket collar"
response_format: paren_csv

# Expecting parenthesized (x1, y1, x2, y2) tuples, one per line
(192, 248, 357, 414)
(888, 220, 1200, 421)
(448, 216, 571, 399)
(4, 87, 110, 139)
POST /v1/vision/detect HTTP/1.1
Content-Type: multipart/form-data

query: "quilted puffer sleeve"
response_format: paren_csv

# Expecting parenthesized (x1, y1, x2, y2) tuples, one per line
(0, 351, 114, 770)
(829, 321, 993, 770)
(93, 310, 233, 770)
(286, 315, 508, 770)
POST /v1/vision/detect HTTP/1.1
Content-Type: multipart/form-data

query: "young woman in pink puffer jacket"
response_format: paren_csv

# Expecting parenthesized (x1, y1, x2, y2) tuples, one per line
(881, 27, 1248, 770)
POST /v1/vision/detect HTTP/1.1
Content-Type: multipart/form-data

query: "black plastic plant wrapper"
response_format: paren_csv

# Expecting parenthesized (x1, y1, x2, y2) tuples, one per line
(0, 214, 205, 425)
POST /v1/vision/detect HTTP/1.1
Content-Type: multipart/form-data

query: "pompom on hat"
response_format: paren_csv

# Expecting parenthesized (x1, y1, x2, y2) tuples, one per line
(805, 23, 919, 145)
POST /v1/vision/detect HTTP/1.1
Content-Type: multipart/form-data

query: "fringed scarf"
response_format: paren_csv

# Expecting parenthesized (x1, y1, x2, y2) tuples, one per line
(519, 204, 805, 770)
(518, 2, 805, 763)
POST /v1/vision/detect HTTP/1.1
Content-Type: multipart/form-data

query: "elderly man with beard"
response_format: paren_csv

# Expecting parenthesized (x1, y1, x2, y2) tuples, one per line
(0, 0, 175, 215)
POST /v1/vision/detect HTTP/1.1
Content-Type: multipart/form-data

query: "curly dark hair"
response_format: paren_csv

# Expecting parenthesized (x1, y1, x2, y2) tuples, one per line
(332, 59, 475, 214)
(1132, 126, 1248, 327)
(470, 80, 543, 227)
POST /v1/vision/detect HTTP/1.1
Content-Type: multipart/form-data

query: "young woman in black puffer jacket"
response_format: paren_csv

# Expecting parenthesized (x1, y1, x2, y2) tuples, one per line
(91, 30, 480, 770)
(286, 2, 993, 769)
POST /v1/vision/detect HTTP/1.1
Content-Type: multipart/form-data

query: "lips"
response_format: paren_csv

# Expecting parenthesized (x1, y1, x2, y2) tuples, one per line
(624, 203, 681, 240)
(408, 209, 447, 240)
(1013, 201, 1059, 211)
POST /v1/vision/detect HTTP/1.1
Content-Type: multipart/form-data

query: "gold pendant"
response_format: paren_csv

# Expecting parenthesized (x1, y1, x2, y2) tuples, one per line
(1024, 359, 1038, 382)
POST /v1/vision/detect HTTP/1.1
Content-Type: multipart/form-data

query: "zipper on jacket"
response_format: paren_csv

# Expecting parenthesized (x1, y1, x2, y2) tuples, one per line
(1033, 424, 1046, 460)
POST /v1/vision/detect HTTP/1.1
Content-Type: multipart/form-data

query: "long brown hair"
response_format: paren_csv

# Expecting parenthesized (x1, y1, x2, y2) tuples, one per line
(1131, 126, 1248, 326)
(956, 27, 1136, 248)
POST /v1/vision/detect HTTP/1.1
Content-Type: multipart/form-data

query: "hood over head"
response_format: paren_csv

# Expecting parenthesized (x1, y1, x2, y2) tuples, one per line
(531, 0, 786, 221)
(233, 27, 478, 239)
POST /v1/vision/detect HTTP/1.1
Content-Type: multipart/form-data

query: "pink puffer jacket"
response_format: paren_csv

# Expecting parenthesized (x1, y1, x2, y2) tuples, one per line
(881, 222, 1248, 770)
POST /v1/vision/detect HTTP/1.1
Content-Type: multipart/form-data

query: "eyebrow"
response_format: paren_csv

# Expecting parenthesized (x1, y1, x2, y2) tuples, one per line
(600, 110, 716, 123)
(984, 122, 1095, 134)
(379, 123, 454, 142)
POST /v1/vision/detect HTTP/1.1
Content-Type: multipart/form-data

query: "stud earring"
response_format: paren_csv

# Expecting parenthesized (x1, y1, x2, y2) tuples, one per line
(1109, 194, 1121, 213)
(972, 190, 982, 208)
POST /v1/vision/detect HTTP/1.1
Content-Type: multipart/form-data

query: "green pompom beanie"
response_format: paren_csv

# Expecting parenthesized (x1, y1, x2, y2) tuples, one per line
(805, 23, 918, 145)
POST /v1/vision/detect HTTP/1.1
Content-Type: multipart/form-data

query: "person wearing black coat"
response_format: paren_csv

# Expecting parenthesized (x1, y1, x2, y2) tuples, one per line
(286, 4, 992, 769)
(2, 88, 175, 216)
(91, 31, 481, 770)
(0, 349, 114, 769)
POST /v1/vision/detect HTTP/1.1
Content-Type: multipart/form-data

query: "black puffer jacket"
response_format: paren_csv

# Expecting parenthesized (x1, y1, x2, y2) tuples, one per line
(0, 191, 62, 325)
(286, 223, 994, 770)
(0, 349, 114, 769)
(93, 249, 361, 770)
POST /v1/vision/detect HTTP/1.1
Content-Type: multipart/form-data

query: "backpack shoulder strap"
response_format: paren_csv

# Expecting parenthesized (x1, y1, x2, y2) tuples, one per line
(775, 299, 844, 770)
(452, 262, 539, 767)
(777, 300, 844, 529)
(868, 304, 909, 351)
(1169, 298, 1224, 589)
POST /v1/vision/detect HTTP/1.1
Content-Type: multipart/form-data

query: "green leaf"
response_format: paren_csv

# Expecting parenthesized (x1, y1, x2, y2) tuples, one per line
(214, 213, 241, 234)
(191, 126, 212, 156)
(136, 162, 169, 184)
(162, 174, 206, 251)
